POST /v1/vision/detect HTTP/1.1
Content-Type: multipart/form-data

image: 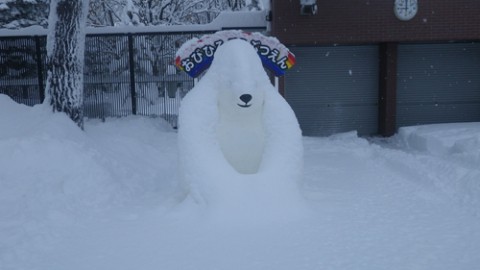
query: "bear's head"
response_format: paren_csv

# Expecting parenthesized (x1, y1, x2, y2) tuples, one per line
(207, 39, 271, 120)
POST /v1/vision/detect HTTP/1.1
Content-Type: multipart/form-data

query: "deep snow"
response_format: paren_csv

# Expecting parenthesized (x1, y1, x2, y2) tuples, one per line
(1, 94, 480, 270)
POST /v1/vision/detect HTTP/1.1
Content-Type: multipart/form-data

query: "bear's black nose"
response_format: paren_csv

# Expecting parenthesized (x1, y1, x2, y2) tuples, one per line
(239, 94, 252, 104)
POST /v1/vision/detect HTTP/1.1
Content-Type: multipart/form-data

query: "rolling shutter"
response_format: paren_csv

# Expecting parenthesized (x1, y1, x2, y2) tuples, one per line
(285, 45, 379, 136)
(396, 43, 480, 128)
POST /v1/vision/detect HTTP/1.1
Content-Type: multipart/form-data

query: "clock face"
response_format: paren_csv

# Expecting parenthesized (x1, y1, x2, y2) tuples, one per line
(394, 0, 418, 21)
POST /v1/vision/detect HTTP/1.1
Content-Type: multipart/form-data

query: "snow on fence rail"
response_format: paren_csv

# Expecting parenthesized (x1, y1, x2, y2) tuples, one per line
(0, 11, 268, 37)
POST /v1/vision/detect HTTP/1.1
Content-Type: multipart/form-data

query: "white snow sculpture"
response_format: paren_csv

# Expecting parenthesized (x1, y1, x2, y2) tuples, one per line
(177, 37, 305, 217)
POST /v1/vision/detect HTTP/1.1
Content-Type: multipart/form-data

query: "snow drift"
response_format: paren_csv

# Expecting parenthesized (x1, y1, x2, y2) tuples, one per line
(398, 122, 480, 164)
(0, 94, 179, 269)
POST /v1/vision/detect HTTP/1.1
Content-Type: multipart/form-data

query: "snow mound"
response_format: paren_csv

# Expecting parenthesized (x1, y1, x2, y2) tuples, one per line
(396, 122, 480, 214)
(0, 94, 83, 141)
(398, 122, 480, 164)
(0, 94, 179, 268)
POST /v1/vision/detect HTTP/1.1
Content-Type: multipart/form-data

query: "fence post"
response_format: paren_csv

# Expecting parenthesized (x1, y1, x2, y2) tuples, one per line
(128, 34, 137, 115)
(34, 36, 45, 103)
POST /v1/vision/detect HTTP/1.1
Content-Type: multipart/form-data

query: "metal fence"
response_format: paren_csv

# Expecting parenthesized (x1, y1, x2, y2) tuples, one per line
(0, 32, 206, 127)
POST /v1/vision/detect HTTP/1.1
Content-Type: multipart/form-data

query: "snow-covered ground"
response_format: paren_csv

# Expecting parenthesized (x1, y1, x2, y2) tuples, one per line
(1, 94, 480, 270)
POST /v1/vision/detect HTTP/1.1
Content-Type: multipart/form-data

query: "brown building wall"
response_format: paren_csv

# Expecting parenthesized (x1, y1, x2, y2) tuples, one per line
(271, 0, 480, 45)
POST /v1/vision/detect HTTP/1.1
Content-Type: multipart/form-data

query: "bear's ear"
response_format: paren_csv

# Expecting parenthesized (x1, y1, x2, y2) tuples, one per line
(175, 30, 295, 78)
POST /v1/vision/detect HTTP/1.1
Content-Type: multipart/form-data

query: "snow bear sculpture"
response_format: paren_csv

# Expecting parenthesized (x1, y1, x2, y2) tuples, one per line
(178, 39, 304, 214)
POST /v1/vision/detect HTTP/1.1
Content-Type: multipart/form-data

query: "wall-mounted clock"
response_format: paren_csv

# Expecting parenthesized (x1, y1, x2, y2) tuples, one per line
(394, 0, 418, 21)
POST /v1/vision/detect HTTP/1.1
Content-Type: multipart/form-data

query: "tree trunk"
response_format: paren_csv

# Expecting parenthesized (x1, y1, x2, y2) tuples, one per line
(45, 0, 89, 129)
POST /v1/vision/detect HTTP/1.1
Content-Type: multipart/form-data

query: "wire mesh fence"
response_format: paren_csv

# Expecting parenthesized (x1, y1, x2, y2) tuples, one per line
(0, 32, 204, 127)
(0, 36, 45, 106)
